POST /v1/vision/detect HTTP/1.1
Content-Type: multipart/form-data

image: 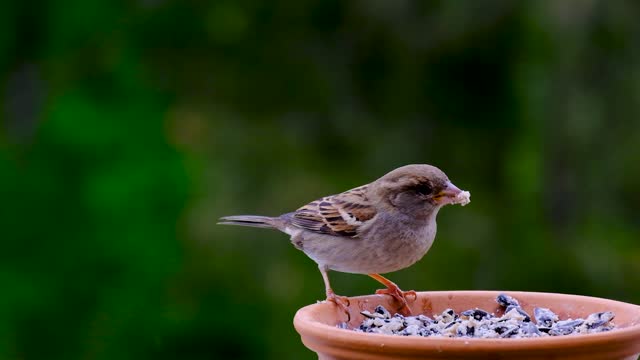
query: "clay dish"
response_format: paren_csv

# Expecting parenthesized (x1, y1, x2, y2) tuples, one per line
(294, 291, 640, 359)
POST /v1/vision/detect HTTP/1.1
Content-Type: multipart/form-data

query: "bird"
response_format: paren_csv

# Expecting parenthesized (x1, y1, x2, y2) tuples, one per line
(218, 164, 470, 317)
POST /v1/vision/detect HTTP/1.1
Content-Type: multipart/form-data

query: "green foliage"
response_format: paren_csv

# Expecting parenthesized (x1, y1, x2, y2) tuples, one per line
(1, 1, 639, 359)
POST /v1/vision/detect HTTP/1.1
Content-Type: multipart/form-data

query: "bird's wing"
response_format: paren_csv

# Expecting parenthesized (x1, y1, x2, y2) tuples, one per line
(291, 185, 376, 237)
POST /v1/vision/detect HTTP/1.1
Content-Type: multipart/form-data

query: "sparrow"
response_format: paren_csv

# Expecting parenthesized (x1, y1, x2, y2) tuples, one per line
(219, 164, 470, 317)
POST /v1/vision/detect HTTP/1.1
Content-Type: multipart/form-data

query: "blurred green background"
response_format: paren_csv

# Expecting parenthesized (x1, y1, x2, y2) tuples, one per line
(2, 1, 639, 359)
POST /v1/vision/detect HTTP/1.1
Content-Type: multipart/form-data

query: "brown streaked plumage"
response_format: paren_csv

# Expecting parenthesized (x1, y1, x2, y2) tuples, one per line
(219, 164, 469, 318)
(292, 185, 375, 237)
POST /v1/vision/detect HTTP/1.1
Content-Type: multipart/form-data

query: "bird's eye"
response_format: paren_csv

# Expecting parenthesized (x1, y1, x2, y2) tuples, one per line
(414, 184, 433, 196)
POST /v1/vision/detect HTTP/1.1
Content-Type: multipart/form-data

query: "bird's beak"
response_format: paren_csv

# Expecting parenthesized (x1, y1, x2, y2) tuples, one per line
(433, 181, 463, 205)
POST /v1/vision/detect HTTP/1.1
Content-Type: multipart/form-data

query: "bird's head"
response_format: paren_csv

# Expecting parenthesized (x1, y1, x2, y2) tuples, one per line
(370, 164, 466, 218)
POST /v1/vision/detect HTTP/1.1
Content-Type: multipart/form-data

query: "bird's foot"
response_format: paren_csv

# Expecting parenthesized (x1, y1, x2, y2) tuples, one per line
(375, 286, 416, 316)
(326, 290, 351, 321)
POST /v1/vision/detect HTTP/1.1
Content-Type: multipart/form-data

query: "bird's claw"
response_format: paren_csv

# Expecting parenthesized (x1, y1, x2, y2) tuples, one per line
(375, 287, 415, 316)
(326, 292, 351, 322)
(404, 289, 417, 301)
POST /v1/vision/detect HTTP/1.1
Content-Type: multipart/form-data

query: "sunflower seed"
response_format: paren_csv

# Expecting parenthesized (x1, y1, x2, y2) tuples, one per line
(345, 294, 616, 338)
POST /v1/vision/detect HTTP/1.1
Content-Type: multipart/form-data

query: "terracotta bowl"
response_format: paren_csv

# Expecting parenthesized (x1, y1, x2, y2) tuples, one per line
(293, 291, 640, 360)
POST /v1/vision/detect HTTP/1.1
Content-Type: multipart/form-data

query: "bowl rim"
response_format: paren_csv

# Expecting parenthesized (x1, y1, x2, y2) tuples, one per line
(294, 290, 640, 352)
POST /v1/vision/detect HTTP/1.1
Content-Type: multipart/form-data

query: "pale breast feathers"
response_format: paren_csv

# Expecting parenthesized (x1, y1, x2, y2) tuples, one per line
(291, 185, 376, 237)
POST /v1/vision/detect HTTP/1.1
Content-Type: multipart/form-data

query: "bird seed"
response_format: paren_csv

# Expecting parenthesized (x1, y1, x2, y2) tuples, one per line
(454, 191, 471, 206)
(343, 293, 615, 338)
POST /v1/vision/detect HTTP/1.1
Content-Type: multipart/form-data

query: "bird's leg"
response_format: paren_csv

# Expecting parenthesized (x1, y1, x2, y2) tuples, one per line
(369, 273, 416, 316)
(319, 265, 351, 321)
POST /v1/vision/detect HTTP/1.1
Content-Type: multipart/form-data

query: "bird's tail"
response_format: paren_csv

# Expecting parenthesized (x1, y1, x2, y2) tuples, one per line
(218, 215, 280, 230)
